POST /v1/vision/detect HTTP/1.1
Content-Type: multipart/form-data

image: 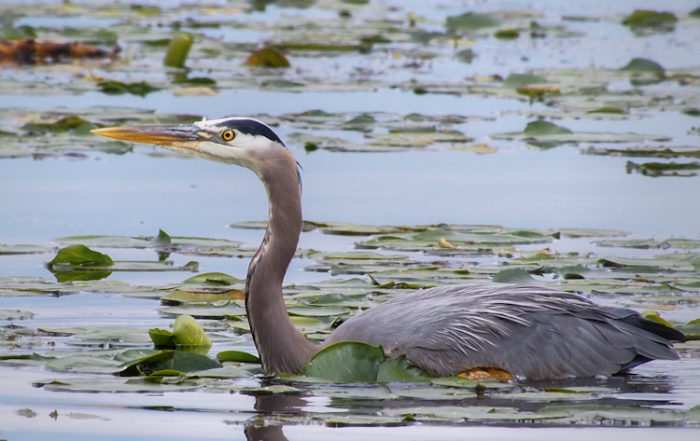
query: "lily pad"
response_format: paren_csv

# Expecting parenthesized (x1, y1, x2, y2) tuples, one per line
(0, 244, 55, 255)
(217, 350, 260, 363)
(626, 161, 700, 177)
(47, 244, 113, 269)
(495, 121, 670, 145)
(620, 57, 665, 74)
(98, 80, 159, 97)
(376, 355, 431, 383)
(301, 341, 385, 382)
(445, 12, 500, 34)
(172, 314, 211, 347)
(622, 10, 677, 33)
(119, 350, 220, 376)
(245, 46, 290, 68)
(163, 33, 193, 68)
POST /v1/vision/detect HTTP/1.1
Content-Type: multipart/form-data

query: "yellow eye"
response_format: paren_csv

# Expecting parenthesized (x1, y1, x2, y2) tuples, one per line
(222, 130, 235, 141)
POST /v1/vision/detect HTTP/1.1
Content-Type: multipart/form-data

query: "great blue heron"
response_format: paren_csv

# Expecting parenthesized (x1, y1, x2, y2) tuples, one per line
(92, 117, 684, 380)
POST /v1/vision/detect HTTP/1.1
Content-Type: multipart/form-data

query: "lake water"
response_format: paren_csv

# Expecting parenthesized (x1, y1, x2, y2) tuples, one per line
(1, 0, 699, 439)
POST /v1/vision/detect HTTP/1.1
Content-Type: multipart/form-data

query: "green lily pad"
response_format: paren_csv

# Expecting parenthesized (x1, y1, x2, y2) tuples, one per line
(163, 32, 193, 68)
(119, 350, 220, 376)
(492, 268, 536, 284)
(47, 354, 125, 374)
(622, 10, 677, 33)
(172, 314, 211, 347)
(504, 73, 548, 88)
(676, 319, 700, 340)
(148, 328, 176, 347)
(619, 57, 665, 74)
(38, 376, 204, 393)
(0, 309, 34, 320)
(188, 365, 251, 378)
(98, 80, 159, 97)
(495, 121, 670, 145)
(217, 350, 260, 364)
(161, 289, 245, 304)
(376, 355, 431, 383)
(301, 341, 385, 382)
(47, 244, 113, 269)
(159, 302, 246, 319)
(626, 161, 700, 177)
(0, 244, 55, 255)
(494, 28, 519, 39)
(641, 310, 675, 328)
(584, 145, 700, 158)
(524, 120, 573, 136)
(183, 272, 243, 285)
(445, 12, 500, 34)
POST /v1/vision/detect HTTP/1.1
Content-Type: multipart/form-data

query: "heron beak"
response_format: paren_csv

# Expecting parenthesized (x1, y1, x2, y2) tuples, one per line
(91, 124, 206, 150)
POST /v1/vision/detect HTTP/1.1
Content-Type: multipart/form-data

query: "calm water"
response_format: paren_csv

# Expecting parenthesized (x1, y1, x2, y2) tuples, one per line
(1, 0, 699, 439)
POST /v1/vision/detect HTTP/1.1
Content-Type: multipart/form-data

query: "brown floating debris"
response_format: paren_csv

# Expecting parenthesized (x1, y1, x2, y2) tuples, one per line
(0, 39, 120, 65)
(244, 46, 290, 68)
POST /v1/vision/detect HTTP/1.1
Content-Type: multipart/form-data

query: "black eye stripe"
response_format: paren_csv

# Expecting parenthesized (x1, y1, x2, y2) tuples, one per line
(219, 118, 285, 146)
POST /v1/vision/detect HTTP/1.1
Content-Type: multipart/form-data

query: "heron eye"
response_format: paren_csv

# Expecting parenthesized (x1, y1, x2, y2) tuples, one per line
(222, 130, 235, 141)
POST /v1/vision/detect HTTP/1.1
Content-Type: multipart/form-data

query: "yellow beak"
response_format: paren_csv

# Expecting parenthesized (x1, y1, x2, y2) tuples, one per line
(91, 124, 205, 148)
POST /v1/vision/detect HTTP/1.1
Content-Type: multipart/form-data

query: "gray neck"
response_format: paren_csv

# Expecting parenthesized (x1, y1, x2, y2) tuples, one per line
(245, 147, 316, 375)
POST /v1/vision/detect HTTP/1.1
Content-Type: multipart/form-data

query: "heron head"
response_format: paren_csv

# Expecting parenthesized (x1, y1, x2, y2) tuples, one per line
(91, 117, 286, 170)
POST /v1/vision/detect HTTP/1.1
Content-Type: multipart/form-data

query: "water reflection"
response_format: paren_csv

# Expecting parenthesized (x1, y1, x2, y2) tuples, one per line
(244, 387, 306, 441)
(241, 372, 684, 436)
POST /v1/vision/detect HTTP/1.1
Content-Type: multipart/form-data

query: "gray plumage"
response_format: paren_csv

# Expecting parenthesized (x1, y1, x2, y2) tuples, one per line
(326, 284, 682, 379)
(92, 117, 684, 381)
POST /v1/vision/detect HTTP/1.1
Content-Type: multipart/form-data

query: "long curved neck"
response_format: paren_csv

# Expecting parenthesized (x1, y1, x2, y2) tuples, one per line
(245, 147, 316, 375)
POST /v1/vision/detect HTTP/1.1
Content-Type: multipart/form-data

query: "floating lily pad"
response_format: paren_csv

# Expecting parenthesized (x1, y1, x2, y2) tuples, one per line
(445, 12, 500, 34)
(622, 10, 677, 33)
(183, 272, 244, 286)
(245, 46, 290, 68)
(620, 57, 665, 74)
(301, 341, 386, 382)
(217, 350, 260, 364)
(119, 350, 220, 376)
(377, 355, 431, 383)
(98, 80, 159, 96)
(495, 121, 670, 146)
(626, 161, 700, 177)
(0, 244, 55, 255)
(584, 145, 700, 158)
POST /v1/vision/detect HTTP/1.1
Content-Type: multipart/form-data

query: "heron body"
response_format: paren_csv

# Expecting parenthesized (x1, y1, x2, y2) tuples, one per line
(92, 117, 683, 380)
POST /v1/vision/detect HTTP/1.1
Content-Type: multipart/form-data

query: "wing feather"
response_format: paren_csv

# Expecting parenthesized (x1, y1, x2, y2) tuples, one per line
(325, 284, 681, 379)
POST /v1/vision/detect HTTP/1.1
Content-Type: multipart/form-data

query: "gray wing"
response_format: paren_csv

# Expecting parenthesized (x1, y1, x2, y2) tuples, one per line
(325, 284, 683, 380)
